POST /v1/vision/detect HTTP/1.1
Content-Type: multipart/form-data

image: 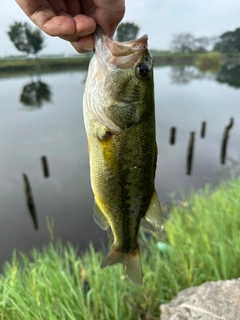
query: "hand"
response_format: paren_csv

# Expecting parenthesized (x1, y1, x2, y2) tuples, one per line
(16, 0, 125, 53)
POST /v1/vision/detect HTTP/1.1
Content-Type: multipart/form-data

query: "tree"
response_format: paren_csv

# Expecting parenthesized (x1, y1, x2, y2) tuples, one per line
(8, 22, 44, 56)
(214, 28, 240, 53)
(116, 22, 139, 42)
(171, 33, 210, 53)
(171, 33, 195, 53)
(194, 37, 210, 53)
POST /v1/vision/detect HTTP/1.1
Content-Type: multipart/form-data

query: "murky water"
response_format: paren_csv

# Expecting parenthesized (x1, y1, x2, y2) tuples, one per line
(0, 64, 240, 267)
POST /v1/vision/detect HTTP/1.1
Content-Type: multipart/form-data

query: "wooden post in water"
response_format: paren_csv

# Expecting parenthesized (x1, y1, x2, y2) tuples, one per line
(186, 132, 195, 175)
(41, 155, 50, 178)
(22, 173, 38, 230)
(169, 127, 176, 145)
(200, 121, 206, 138)
(220, 118, 234, 165)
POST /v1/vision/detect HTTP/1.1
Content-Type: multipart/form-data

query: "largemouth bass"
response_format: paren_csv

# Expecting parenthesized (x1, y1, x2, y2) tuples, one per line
(83, 27, 162, 285)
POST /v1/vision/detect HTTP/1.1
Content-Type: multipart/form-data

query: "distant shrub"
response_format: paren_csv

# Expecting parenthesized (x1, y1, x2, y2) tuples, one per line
(196, 52, 223, 73)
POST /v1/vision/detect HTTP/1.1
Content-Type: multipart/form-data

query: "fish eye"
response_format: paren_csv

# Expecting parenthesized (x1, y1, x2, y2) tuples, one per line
(136, 63, 150, 79)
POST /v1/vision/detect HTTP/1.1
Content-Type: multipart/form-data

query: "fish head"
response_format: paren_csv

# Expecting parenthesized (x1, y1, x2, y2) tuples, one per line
(89, 27, 154, 130)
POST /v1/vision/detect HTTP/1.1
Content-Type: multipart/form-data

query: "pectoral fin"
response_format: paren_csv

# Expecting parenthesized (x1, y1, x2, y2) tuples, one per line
(144, 188, 163, 231)
(93, 200, 109, 230)
(106, 102, 142, 130)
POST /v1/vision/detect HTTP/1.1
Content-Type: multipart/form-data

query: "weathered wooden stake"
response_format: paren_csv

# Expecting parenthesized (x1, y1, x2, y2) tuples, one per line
(186, 132, 195, 175)
(22, 173, 38, 230)
(41, 155, 50, 178)
(200, 121, 206, 138)
(220, 118, 234, 165)
(169, 127, 176, 145)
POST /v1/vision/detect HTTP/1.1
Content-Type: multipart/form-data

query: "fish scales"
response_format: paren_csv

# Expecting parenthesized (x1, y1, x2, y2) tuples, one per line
(83, 27, 162, 285)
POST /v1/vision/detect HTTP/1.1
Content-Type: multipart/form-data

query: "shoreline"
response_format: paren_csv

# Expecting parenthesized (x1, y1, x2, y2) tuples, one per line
(1, 53, 240, 77)
(0, 177, 239, 319)
(0, 56, 90, 77)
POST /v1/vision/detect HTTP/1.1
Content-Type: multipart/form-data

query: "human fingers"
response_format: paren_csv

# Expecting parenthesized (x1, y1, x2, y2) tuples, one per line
(49, 14, 96, 43)
(16, 0, 96, 43)
(93, 0, 125, 37)
(69, 14, 96, 52)
(70, 0, 125, 53)
(71, 34, 94, 53)
(16, 0, 77, 35)
(64, 0, 81, 17)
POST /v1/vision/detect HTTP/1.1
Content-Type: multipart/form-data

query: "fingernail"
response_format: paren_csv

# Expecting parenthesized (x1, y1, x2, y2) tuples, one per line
(82, 47, 93, 51)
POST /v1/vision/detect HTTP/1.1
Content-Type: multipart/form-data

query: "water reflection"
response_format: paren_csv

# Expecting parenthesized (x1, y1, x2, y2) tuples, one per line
(170, 65, 207, 84)
(220, 118, 234, 165)
(20, 79, 52, 108)
(170, 63, 240, 89)
(216, 64, 240, 89)
(1, 67, 240, 268)
(22, 173, 38, 230)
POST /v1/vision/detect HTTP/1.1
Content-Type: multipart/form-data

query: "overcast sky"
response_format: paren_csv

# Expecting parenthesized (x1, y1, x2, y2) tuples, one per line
(1, 0, 240, 57)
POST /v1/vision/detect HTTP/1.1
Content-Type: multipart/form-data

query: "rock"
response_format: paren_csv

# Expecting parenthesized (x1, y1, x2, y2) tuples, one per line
(160, 279, 240, 320)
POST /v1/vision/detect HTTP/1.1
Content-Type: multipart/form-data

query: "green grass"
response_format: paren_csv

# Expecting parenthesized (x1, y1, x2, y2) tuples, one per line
(1, 52, 240, 77)
(1, 178, 240, 319)
(0, 57, 90, 77)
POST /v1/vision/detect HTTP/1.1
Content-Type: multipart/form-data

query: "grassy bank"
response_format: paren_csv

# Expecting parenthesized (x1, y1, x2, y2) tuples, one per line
(0, 53, 199, 76)
(1, 178, 240, 319)
(1, 53, 240, 77)
(0, 57, 91, 76)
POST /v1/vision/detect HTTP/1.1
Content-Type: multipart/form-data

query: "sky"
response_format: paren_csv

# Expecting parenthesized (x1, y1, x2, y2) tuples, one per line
(1, 0, 240, 57)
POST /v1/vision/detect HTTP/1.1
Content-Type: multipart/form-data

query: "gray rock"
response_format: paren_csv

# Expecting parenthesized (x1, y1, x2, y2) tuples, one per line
(160, 279, 240, 320)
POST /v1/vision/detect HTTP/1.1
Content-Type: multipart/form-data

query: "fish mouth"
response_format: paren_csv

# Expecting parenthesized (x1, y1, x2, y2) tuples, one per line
(94, 26, 149, 70)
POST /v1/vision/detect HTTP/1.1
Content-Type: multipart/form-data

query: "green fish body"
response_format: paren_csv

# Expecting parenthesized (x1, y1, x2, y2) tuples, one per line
(83, 27, 162, 285)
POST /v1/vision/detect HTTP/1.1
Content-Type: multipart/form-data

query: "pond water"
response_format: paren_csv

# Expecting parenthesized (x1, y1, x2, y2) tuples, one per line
(0, 64, 240, 267)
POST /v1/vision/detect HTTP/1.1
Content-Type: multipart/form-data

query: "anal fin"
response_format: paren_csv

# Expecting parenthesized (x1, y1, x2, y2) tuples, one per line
(101, 245, 142, 286)
(93, 200, 109, 230)
(144, 188, 163, 231)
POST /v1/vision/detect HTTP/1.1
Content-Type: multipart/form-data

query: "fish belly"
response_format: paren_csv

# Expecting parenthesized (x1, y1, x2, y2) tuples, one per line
(88, 113, 156, 251)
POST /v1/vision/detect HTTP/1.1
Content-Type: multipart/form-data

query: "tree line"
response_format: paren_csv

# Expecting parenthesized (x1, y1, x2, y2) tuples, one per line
(7, 20, 240, 56)
(171, 28, 240, 54)
(7, 21, 140, 57)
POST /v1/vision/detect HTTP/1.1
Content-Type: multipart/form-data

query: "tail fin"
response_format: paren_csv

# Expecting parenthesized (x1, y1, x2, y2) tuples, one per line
(101, 246, 142, 285)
